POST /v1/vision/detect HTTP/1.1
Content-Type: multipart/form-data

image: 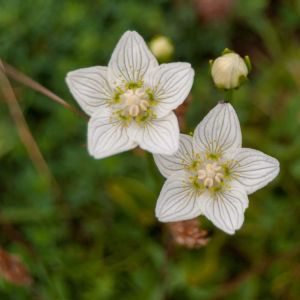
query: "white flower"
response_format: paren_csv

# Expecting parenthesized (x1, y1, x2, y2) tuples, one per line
(154, 102, 279, 234)
(211, 52, 249, 89)
(149, 36, 174, 60)
(66, 31, 194, 159)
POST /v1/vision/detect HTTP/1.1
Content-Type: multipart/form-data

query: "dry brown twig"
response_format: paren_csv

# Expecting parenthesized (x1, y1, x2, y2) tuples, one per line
(0, 60, 88, 120)
(0, 59, 54, 178)
(0, 59, 69, 212)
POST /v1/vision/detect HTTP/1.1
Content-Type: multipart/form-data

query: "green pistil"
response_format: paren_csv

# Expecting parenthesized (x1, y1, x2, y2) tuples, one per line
(211, 185, 222, 193)
(188, 160, 201, 171)
(146, 89, 158, 106)
(135, 110, 156, 124)
(116, 111, 132, 126)
(223, 164, 231, 177)
(146, 90, 154, 101)
(206, 152, 221, 161)
(191, 176, 203, 190)
(113, 92, 121, 104)
(135, 114, 149, 123)
(126, 80, 143, 89)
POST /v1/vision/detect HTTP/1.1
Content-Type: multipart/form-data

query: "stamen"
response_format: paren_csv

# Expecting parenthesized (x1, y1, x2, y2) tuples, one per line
(139, 100, 149, 111)
(204, 178, 214, 188)
(198, 169, 206, 180)
(215, 173, 224, 183)
(197, 162, 224, 188)
(128, 105, 140, 117)
(120, 88, 150, 117)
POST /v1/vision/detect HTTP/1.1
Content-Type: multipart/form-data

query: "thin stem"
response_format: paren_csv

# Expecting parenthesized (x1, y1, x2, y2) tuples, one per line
(0, 60, 88, 120)
(145, 151, 162, 193)
(0, 59, 69, 215)
(225, 89, 234, 102)
(0, 60, 54, 177)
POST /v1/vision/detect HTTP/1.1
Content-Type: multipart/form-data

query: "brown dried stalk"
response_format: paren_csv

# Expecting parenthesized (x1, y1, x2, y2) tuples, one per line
(0, 60, 54, 178)
(0, 248, 32, 286)
(0, 60, 88, 120)
(0, 60, 68, 209)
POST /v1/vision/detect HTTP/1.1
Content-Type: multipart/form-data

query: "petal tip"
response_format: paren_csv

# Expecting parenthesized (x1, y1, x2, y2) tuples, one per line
(120, 30, 142, 41)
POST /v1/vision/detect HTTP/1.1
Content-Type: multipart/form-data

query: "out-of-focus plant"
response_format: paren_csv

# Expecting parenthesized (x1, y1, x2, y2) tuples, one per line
(0, 0, 299, 299)
(149, 35, 174, 62)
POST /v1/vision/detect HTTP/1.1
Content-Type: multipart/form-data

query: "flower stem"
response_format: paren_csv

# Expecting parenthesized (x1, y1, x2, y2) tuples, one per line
(225, 89, 234, 102)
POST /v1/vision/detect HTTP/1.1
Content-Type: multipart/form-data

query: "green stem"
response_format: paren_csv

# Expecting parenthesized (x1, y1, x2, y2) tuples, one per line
(225, 89, 234, 102)
(145, 151, 162, 193)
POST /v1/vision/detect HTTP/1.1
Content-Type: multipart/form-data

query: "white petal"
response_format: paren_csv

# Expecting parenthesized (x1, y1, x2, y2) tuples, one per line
(193, 102, 242, 156)
(154, 134, 195, 178)
(230, 148, 280, 195)
(88, 108, 137, 159)
(66, 66, 113, 116)
(155, 172, 202, 222)
(145, 63, 194, 117)
(200, 181, 248, 234)
(108, 31, 158, 86)
(129, 112, 179, 155)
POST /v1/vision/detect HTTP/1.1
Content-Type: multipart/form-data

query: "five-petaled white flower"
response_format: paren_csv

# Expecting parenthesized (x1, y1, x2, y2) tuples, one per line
(66, 31, 194, 158)
(154, 102, 279, 234)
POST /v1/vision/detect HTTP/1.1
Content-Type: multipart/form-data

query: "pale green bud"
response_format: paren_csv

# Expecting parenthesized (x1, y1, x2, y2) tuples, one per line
(211, 50, 250, 90)
(149, 36, 174, 61)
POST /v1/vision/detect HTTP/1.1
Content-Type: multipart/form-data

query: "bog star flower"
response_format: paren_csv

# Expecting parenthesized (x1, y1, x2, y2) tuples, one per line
(149, 35, 174, 61)
(211, 50, 250, 90)
(154, 102, 279, 234)
(66, 31, 194, 158)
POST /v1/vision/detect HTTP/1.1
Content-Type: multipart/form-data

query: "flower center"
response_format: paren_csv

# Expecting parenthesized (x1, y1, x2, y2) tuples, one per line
(198, 162, 224, 188)
(120, 88, 149, 117)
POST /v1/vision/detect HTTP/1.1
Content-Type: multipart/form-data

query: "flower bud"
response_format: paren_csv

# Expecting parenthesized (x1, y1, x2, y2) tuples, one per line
(149, 36, 174, 61)
(210, 50, 250, 90)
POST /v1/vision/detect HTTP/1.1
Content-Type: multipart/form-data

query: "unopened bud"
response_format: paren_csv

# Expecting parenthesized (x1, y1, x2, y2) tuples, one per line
(149, 36, 174, 61)
(210, 50, 250, 90)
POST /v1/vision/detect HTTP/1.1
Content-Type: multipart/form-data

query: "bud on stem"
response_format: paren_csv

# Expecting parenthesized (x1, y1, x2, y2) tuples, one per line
(210, 49, 251, 91)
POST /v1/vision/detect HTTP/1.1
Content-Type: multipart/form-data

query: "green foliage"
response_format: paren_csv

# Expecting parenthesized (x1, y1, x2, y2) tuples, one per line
(1, 0, 300, 299)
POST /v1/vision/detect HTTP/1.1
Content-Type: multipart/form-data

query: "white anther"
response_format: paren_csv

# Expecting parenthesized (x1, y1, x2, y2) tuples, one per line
(135, 88, 145, 97)
(120, 88, 150, 117)
(205, 164, 215, 177)
(204, 178, 214, 188)
(139, 100, 149, 111)
(198, 169, 206, 180)
(128, 105, 140, 117)
(124, 94, 139, 106)
(212, 163, 221, 171)
(215, 173, 224, 183)
(198, 162, 224, 188)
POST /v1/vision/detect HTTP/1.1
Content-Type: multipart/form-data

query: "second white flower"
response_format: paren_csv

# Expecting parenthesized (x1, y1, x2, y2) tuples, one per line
(66, 31, 194, 159)
(154, 102, 279, 234)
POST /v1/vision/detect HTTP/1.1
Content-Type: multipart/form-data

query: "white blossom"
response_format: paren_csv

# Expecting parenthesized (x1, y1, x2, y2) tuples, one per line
(211, 52, 249, 89)
(149, 36, 174, 60)
(154, 102, 279, 234)
(66, 31, 194, 159)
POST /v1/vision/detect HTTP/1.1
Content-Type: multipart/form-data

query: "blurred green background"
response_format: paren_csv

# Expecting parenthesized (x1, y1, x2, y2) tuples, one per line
(1, 0, 300, 299)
